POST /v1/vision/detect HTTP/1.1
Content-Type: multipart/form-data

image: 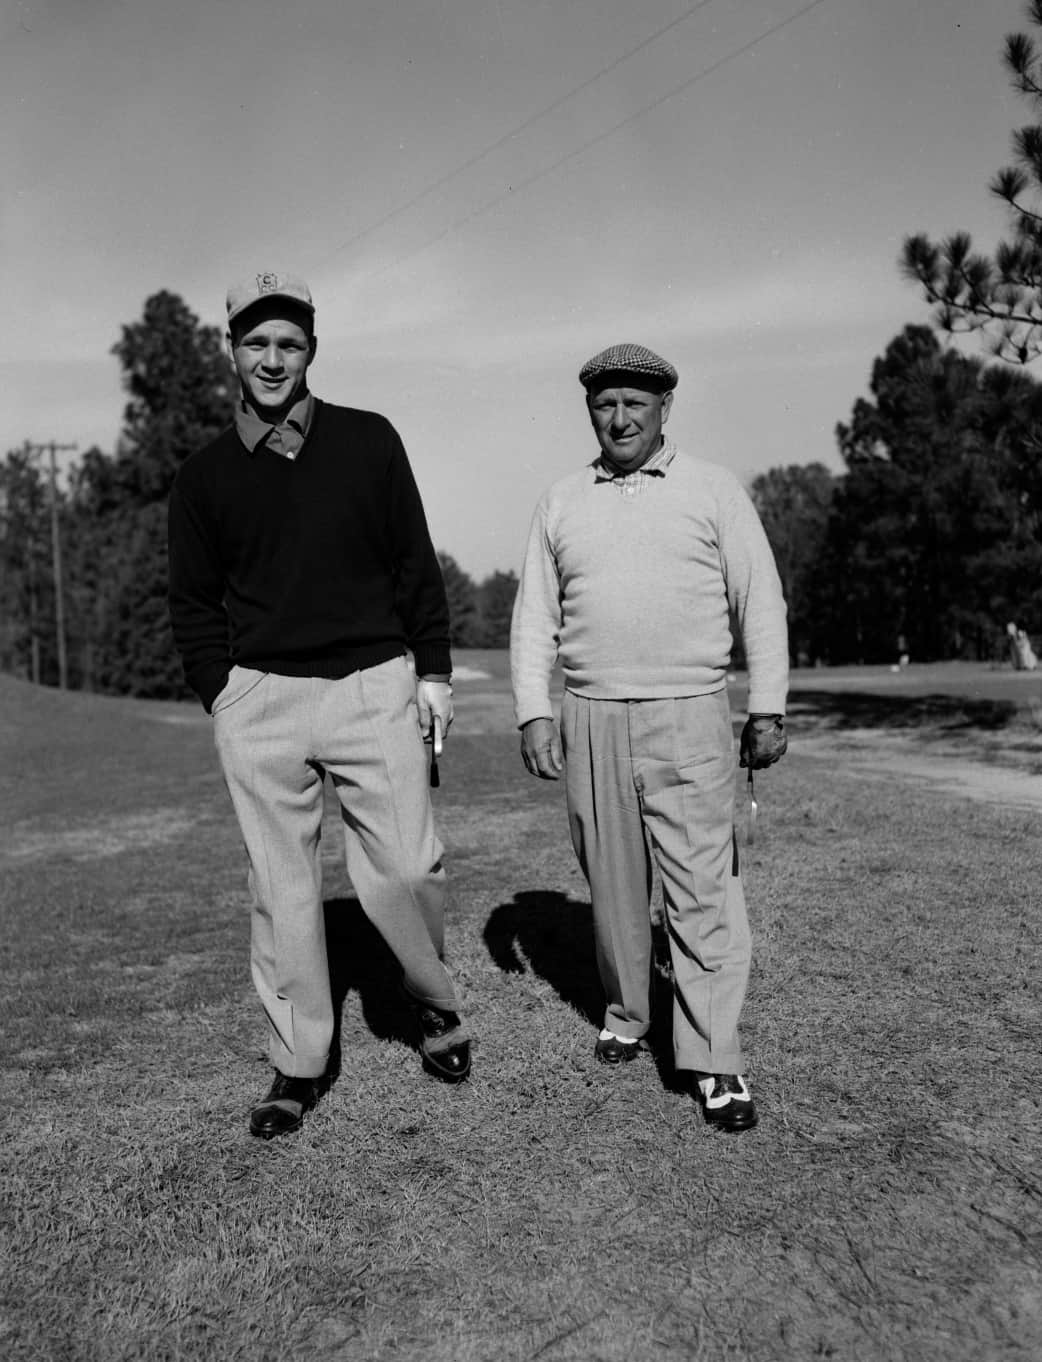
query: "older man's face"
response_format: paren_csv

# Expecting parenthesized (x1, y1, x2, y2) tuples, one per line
(586, 384, 673, 471)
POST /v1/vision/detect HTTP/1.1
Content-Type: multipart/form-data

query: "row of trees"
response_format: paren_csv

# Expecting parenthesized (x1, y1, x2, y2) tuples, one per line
(752, 325, 1042, 665)
(7, 304, 1037, 692)
(0, 291, 517, 696)
(438, 561, 521, 652)
(3, 304, 1040, 688)
(0, 292, 235, 696)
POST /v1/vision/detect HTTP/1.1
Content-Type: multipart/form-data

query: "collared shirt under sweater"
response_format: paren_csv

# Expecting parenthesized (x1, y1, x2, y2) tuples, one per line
(233, 391, 314, 460)
(510, 439, 789, 726)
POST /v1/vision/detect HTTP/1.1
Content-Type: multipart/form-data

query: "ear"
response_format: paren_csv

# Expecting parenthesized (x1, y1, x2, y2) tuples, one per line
(660, 390, 674, 425)
(224, 330, 236, 363)
(308, 333, 318, 364)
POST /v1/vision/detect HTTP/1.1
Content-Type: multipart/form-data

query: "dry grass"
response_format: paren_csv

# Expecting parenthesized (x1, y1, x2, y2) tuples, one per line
(1, 657, 1040, 1361)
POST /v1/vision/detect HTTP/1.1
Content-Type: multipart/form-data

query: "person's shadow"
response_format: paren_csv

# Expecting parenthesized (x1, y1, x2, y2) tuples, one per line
(322, 895, 417, 1079)
(483, 889, 602, 1022)
(483, 890, 682, 1089)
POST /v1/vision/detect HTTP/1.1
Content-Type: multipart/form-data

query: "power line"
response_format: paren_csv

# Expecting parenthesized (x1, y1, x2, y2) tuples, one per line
(322, 0, 719, 267)
(342, 0, 830, 284)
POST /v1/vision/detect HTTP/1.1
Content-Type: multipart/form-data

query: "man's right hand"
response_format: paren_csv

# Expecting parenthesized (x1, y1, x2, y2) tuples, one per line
(520, 717, 564, 780)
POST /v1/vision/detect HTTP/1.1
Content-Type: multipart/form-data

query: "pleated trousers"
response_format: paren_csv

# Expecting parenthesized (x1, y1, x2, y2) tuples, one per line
(212, 654, 461, 1078)
(562, 687, 750, 1074)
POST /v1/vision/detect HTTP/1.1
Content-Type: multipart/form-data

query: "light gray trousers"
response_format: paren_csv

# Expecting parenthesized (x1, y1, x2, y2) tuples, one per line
(213, 655, 461, 1079)
(562, 688, 750, 1074)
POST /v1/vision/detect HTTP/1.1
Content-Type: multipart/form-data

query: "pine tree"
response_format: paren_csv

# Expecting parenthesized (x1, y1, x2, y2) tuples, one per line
(67, 291, 236, 695)
(476, 570, 519, 647)
(749, 464, 835, 666)
(903, 0, 1042, 363)
(109, 290, 236, 502)
(437, 552, 481, 648)
(825, 326, 1042, 661)
(0, 447, 52, 681)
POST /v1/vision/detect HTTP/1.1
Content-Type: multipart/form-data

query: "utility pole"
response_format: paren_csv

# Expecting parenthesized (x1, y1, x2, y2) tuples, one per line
(28, 440, 77, 689)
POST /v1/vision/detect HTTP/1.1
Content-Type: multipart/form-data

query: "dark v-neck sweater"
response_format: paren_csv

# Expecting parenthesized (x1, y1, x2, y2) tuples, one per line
(168, 399, 451, 712)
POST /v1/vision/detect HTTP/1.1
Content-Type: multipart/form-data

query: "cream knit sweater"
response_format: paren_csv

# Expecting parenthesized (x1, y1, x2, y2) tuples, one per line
(510, 442, 789, 726)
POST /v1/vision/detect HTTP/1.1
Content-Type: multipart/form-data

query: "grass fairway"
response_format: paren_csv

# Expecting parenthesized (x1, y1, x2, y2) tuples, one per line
(2, 654, 1040, 1361)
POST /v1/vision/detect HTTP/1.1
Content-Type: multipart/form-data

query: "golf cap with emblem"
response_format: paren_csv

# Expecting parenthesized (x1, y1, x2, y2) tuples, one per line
(226, 272, 315, 327)
(578, 342, 678, 394)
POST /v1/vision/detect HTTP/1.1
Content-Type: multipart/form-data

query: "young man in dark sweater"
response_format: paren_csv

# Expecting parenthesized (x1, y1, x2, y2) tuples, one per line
(168, 271, 470, 1139)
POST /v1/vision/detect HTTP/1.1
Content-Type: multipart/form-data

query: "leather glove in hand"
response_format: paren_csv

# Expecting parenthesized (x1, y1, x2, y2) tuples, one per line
(416, 679, 454, 747)
(739, 715, 787, 769)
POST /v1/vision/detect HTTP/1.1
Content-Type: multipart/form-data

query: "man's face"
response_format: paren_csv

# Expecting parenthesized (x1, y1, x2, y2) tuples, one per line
(586, 384, 673, 471)
(228, 310, 316, 420)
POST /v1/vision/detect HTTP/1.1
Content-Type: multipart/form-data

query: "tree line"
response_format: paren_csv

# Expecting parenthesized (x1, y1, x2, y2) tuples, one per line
(751, 325, 1042, 666)
(6, 301, 1039, 692)
(0, 291, 517, 696)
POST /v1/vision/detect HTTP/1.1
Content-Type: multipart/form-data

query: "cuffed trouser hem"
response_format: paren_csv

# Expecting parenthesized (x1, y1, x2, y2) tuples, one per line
(601, 1019, 650, 1042)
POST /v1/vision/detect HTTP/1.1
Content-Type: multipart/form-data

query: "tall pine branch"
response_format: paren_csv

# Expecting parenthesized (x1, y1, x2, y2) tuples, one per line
(902, 0, 1042, 363)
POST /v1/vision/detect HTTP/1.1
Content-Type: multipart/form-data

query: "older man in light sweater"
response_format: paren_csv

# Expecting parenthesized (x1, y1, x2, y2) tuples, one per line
(510, 343, 788, 1133)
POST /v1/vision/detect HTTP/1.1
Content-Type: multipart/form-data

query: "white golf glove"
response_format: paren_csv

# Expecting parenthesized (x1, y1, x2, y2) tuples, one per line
(416, 679, 453, 754)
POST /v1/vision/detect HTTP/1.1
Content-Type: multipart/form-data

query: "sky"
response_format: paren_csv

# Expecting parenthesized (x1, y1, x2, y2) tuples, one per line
(3, 0, 1032, 577)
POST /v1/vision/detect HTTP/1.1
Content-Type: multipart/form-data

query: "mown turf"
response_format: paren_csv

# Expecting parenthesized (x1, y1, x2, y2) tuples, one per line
(1, 661, 1040, 1361)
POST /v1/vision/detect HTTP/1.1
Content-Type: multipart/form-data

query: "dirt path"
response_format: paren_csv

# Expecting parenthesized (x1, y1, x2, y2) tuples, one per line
(797, 728, 1042, 811)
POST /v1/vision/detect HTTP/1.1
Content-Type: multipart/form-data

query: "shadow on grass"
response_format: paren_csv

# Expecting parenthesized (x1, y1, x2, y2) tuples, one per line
(322, 896, 416, 1075)
(484, 890, 602, 1024)
(482, 891, 687, 1092)
(790, 689, 1019, 731)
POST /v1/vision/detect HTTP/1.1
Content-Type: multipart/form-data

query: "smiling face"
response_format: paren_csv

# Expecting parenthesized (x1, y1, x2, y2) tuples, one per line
(228, 304, 316, 422)
(586, 381, 673, 472)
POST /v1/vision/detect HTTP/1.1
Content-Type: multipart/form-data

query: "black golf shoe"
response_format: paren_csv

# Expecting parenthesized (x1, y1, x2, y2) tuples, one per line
(696, 1073, 759, 1132)
(594, 1031, 642, 1065)
(249, 1070, 323, 1139)
(408, 997, 471, 1084)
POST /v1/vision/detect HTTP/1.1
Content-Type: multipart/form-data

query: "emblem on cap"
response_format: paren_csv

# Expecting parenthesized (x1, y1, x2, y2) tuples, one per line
(227, 271, 315, 325)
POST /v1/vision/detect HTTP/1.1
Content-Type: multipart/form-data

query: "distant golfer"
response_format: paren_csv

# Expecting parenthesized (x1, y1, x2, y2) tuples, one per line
(168, 272, 470, 1139)
(510, 343, 788, 1132)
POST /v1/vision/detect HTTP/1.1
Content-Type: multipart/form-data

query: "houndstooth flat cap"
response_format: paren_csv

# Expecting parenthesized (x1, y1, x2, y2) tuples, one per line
(578, 342, 678, 393)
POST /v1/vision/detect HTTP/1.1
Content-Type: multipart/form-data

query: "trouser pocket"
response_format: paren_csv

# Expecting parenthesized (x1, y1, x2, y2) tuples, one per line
(211, 665, 268, 715)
